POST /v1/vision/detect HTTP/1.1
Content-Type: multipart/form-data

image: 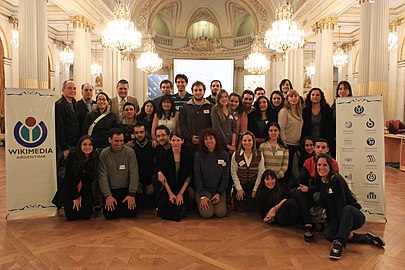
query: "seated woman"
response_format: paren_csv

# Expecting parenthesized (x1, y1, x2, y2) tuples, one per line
(258, 122, 289, 184)
(156, 131, 193, 221)
(248, 96, 277, 146)
(315, 154, 385, 260)
(194, 128, 229, 218)
(152, 94, 178, 147)
(231, 131, 265, 212)
(62, 135, 99, 221)
(82, 92, 118, 150)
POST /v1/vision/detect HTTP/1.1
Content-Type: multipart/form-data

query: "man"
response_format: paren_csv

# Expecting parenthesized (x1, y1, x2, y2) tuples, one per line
(152, 79, 173, 108)
(53, 80, 81, 209)
(241, 89, 255, 113)
(110, 79, 140, 122)
(172, 74, 193, 111)
(151, 125, 171, 198)
(254, 87, 266, 101)
(98, 128, 139, 219)
(133, 123, 156, 208)
(179, 81, 213, 152)
(118, 102, 138, 148)
(206, 79, 222, 105)
(77, 83, 95, 131)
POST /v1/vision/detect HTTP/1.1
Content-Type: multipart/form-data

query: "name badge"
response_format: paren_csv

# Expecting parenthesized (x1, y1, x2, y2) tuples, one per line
(328, 188, 333, 194)
(229, 115, 234, 120)
(238, 160, 246, 166)
(276, 151, 283, 156)
(203, 109, 210, 114)
(265, 120, 268, 124)
(218, 159, 226, 166)
(119, 165, 126, 170)
(176, 106, 181, 111)
(131, 134, 135, 139)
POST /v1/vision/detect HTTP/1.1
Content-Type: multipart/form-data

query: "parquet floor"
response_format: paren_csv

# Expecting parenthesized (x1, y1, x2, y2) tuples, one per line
(0, 146, 404, 269)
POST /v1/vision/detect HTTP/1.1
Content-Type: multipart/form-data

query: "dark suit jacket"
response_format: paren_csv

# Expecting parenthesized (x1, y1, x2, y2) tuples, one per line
(77, 99, 95, 132)
(110, 96, 140, 122)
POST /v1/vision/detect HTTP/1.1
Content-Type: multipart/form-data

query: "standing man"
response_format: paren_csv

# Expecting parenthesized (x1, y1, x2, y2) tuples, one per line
(207, 80, 222, 105)
(152, 79, 173, 108)
(242, 89, 255, 113)
(254, 87, 266, 101)
(179, 81, 213, 152)
(98, 128, 139, 219)
(77, 83, 95, 131)
(172, 74, 192, 111)
(110, 79, 140, 122)
(53, 80, 81, 209)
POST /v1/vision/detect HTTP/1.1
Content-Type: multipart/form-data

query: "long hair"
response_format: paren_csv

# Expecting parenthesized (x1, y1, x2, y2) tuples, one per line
(71, 135, 99, 179)
(336, 81, 353, 98)
(298, 136, 315, 166)
(237, 131, 259, 158)
(256, 169, 282, 208)
(251, 96, 271, 119)
(157, 94, 176, 120)
(304, 88, 329, 108)
(214, 89, 230, 123)
(284, 89, 302, 119)
(229, 92, 244, 115)
(138, 100, 156, 118)
(198, 128, 223, 156)
(266, 122, 287, 148)
(269, 90, 285, 112)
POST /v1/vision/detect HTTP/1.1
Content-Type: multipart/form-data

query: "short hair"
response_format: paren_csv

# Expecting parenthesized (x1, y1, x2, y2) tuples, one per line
(191, 81, 206, 91)
(117, 79, 129, 88)
(279, 79, 293, 91)
(62, 80, 74, 89)
(242, 89, 254, 99)
(315, 138, 329, 147)
(81, 83, 93, 90)
(254, 87, 265, 94)
(210, 80, 222, 88)
(160, 79, 173, 89)
(108, 128, 124, 138)
(155, 125, 170, 136)
(96, 92, 110, 102)
(134, 122, 146, 129)
(175, 74, 188, 84)
(123, 102, 135, 111)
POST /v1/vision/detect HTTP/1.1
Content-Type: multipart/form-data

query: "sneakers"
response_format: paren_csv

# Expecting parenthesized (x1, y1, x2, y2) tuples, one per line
(367, 233, 385, 247)
(329, 240, 343, 260)
(304, 225, 314, 242)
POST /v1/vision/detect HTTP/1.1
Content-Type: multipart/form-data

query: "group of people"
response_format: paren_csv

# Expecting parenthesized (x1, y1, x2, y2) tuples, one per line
(54, 76, 384, 260)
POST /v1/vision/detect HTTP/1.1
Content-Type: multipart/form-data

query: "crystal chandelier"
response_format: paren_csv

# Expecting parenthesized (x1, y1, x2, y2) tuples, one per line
(102, 0, 142, 52)
(137, 37, 162, 73)
(9, 16, 19, 48)
(264, 1, 304, 54)
(244, 35, 270, 74)
(60, 24, 74, 66)
(333, 26, 348, 68)
(91, 43, 103, 76)
(305, 45, 316, 76)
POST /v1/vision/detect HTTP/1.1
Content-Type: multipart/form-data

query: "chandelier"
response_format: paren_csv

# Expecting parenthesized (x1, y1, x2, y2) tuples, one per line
(9, 17, 19, 48)
(91, 43, 103, 76)
(264, 1, 304, 54)
(333, 26, 348, 68)
(137, 37, 162, 73)
(305, 45, 316, 76)
(244, 35, 270, 74)
(60, 24, 74, 66)
(102, 0, 142, 52)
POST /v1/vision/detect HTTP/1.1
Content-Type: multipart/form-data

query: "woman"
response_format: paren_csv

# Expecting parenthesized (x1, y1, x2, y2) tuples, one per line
(229, 92, 248, 140)
(258, 122, 289, 183)
(156, 132, 193, 221)
(248, 96, 277, 146)
(316, 154, 385, 260)
(211, 89, 237, 152)
(278, 89, 303, 184)
(136, 100, 156, 139)
(194, 128, 229, 218)
(231, 131, 265, 212)
(62, 135, 99, 221)
(301, 88, 334, 146)
(279, 79, 293, 98)
(82, 92, 117, 150)
(332, 81, 353, 122)
(291, 136, 315, 181)
(152, 95, 178, 147)
(269, 90, 285, 123)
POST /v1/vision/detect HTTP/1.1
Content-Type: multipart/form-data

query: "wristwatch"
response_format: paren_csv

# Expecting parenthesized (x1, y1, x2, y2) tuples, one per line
(200, 196, 207, 200)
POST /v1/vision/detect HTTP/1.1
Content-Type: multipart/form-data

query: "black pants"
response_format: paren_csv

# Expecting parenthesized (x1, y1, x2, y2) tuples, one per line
(274, 198, 301, 226)
(286, 145, 300, 188)
(232, 182, 256, 212)
(291, 188, 313, 225)
(103, 188, 138, 219)
(64, 194, 93, 221)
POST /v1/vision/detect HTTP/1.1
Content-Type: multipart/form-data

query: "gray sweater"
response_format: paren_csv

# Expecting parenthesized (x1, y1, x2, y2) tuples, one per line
(98, 145, 139, 197)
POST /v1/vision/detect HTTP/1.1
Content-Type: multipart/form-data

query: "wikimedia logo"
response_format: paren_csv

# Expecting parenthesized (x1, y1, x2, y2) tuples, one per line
(354, 105, 365, 115)
(14, 117, 48, 148)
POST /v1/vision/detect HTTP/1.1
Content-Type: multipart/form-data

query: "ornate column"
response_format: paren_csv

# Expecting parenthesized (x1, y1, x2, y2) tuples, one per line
(71, 16, 93, 91)
(286, 48, 304, 96)
(395, 20, 405, 121)
(102, 47, 113, 97)
(313, 23, 322, 88)
(271, 54, 285, 91)
(388, 20, 400, 120)
(121, 53, 135, 96)
(358, 0, 372, 96)
(19, 0, 48, 89)
(368, 0, 389, 118)
(85, 22, 94, 85)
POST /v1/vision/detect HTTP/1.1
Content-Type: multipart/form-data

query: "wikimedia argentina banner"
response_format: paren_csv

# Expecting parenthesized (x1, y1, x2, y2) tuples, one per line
(336, 95, 386, 221)
(5, 89, 56, 217)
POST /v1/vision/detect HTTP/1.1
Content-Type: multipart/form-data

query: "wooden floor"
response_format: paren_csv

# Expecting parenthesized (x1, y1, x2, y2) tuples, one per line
(0, 147, 404, 269)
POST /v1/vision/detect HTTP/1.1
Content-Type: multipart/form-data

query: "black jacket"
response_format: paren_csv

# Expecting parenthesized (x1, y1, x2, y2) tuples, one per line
(77, 99, 95, 131)
(55, 96, 80, 150)
(301, 105, 334, 143)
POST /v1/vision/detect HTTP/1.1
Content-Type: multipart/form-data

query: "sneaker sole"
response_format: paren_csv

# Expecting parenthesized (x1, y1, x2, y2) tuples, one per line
(329, 254, 341, 260)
